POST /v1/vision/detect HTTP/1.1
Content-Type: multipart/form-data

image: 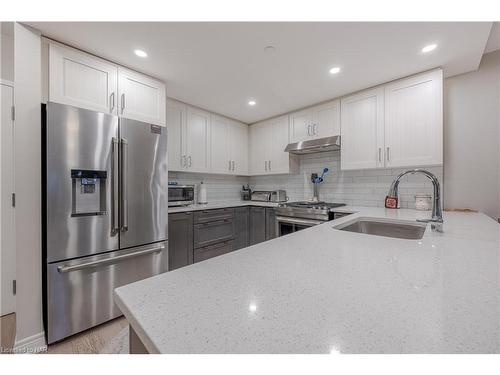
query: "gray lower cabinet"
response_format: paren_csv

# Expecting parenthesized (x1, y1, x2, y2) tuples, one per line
(193, 240, 234, 263)
(265, 207, 276, 240)
(168, 212, 194, 271)
(249, 207, 266, 245)
(234, 207, 249, 250)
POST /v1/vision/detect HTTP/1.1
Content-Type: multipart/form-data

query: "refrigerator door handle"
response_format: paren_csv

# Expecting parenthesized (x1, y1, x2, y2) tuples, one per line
(111, 137, 120, 235)
(56, 243, 165, 273)
(121, 138, 129, 232)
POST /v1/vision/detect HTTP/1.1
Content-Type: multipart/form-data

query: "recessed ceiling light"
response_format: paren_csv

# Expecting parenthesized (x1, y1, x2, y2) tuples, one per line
(329, 67, 341, 75)
(248, 100, 256, 106)
(421, 44, 437, 53)
(134, 49, 148, 58)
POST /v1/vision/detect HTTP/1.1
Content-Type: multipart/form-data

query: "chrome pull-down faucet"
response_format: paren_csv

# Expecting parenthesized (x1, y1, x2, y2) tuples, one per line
(386, 169, 443, 232)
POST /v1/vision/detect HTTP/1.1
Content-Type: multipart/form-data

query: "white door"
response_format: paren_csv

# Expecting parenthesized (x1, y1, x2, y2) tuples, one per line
(289, 109, 312, 143)
(185, 106, 211, 173)
(268, 116, 290, 174)
(249, 121, 269, 175)
(1, 83, 16, 316)
(210, 115, 231, 174)
(312, 100, 341, 139)
(341, 87, 385, 170)
(229, 121, 249, 175)
(166, 99, 186, 171)
(49, 43, 118, 114)
(384, 70, 443, 167)
(118, 67, 166, 126)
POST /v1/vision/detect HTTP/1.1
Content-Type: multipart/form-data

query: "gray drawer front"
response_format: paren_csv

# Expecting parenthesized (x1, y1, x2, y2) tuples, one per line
(194, 219, 234, 248)
(194, 208, 234, 224)
(194, 240, 234, 263)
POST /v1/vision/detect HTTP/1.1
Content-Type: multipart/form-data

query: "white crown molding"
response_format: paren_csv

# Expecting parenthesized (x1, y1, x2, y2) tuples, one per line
(13, 331, 47, 354)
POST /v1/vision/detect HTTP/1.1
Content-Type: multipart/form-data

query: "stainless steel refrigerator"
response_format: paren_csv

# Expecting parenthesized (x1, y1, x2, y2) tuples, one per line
(42, 102, 168, 344)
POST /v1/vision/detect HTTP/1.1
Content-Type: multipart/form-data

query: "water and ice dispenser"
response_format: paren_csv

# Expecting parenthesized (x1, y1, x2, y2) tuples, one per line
(71, 169, 107, 216)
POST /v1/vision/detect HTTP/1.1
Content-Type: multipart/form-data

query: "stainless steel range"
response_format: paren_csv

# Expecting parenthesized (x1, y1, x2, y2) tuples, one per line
(274, 201, 348, 236)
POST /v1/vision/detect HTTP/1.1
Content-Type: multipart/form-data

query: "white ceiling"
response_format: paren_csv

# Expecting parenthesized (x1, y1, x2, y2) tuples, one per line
(27, 22, 493, 123)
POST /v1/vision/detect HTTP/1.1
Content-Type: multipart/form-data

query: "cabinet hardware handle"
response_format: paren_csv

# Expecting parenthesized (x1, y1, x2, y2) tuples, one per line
(110, 92, 115, 113)
(313, 124, 317, 135)
(232, 161, 235, 171)
(228, 160, 231, 171)
(307, 124, 311, 136)
(386, 147, 390, 162)
(268, 160, 271, 170)
(378, 148, 382, 163)
(188, 155, 192, 167)
(265, 160, 268, 171)
(182, 155, 187, 168)
(120, 93, 125, 114)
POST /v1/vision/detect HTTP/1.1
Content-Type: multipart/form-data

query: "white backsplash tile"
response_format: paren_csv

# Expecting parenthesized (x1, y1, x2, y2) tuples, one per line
(170, 151, 443, 208)
(249, 151, 443, 209)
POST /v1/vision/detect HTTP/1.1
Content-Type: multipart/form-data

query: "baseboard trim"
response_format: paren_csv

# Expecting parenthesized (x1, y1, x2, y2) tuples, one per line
(13, 331, 47, 354)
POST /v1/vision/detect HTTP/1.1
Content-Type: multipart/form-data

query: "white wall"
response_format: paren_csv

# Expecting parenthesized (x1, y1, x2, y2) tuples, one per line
(444, 50, 500, 219)
(1, 23, 14, 82)
(13, 23, 44, 351)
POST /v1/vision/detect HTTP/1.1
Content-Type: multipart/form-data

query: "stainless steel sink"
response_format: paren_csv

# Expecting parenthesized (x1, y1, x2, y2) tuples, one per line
(333, 217, 426, 240)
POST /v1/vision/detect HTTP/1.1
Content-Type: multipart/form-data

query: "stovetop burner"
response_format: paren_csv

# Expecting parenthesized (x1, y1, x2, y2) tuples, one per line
(279, 201, 346, 210)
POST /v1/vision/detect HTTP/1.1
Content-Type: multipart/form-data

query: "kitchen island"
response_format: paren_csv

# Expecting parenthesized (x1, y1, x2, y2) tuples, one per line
(114, 206, 500, 353)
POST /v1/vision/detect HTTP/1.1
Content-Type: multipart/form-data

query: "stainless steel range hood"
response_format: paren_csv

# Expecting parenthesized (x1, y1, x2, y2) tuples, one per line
(284, 135, 341, 155)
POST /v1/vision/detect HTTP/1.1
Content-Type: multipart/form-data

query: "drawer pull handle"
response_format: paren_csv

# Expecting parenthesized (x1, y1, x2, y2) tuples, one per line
(57, 243, 165, 273)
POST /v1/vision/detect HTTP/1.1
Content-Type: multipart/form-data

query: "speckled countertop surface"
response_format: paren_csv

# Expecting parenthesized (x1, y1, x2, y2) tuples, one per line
(167, 200, 279, 213)
(115, 206, 500, 353)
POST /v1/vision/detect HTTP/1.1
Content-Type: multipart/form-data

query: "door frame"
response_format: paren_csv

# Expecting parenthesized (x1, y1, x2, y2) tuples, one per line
(1, 79, 16, 316)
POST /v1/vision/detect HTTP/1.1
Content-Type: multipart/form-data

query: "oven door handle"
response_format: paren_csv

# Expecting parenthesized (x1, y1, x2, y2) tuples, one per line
(275, 216, 324, 226)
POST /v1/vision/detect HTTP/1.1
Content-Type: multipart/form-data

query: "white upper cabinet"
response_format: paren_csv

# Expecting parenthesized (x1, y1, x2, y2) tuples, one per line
(49, 43, 118, 114)
(384, 69, 443, 167)
(185, 106, 211, 173)
(228, 120, 249, 175)
(209, 115, 249, 175)
(210, 115, 231, 174)
(118, 67, 166, 126)
(289, 109, 312, 143)
(249, 116, 298, 176)
(313, 100, 341, 139)
(166, 99, 186, 171)
(249, 121, 268, 175)
(48, 42, 166, 125)
(340, 69, 443, 171)
(289, 99, 340, 143)
(341, 88, 385, 170)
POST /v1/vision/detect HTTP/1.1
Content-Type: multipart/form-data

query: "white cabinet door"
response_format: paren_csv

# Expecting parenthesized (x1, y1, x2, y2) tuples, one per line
(185, 106, 211, 173)
(249, 121, 269, 175)
(229, 121, 249, 175)
(384, 70, 443, 167)
(341, 88, 385, 170)
(49, 43, 118, 114)
(210, 115, 231, 174)
(268, 116, 291, 174)
(118, 67, 166, 126)
(312, 100, 340, 139)
(289, 109, 313, 143)
(166, 99, 186, 171)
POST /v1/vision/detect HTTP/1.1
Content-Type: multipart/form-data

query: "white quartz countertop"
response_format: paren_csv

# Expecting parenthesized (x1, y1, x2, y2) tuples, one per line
(168, 200, 279, 213)
(114, 206, 500, 353)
